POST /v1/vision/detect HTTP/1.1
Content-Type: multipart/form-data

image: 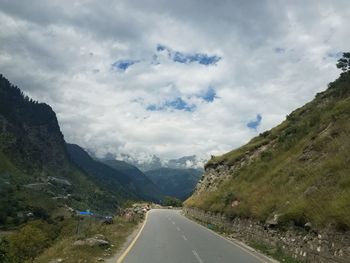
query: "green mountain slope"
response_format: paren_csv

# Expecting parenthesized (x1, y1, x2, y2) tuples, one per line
(65, 144, 137, 200)
(186, 71, 350, 231)
(66, 144, 163, 202)
(145, 168, 202, 200)
(0, 74, 124, 226)
(102, 159, 164, 202)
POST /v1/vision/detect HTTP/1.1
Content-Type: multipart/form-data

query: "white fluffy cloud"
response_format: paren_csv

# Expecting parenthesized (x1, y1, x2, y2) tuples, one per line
(0, 0, 349, 160)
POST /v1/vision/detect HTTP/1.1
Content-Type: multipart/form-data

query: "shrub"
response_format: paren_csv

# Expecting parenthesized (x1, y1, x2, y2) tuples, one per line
(163, 196, 182, 207)
(7, 220, 60, 261)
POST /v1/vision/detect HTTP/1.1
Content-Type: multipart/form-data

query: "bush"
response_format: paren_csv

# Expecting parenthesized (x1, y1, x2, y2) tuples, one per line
(0, 238, 13, 263)
(163, 196, 182, 207)
(6, 220, 60, 261)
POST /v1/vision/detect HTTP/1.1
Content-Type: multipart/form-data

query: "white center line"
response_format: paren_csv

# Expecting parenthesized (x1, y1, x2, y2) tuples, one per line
(182, 235, 188, 241)
(176, 226, 180, 231)
(192, 250, 204, 263)
(172, 221, 175, 225)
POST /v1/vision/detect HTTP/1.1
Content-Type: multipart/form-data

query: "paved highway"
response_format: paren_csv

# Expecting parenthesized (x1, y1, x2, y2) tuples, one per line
(120, 209, 273, 263)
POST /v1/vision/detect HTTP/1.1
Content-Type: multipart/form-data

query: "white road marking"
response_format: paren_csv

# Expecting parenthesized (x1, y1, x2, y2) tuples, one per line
(192, 250, 204, 263)
(176, 227, 180, 231)
(172, 221, 175, 225)
(182, 235, 188, 241)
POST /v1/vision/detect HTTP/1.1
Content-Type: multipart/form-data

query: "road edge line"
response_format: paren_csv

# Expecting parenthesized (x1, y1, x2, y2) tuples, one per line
(116, 211, 149, 263)
(181, 211, 278, 263)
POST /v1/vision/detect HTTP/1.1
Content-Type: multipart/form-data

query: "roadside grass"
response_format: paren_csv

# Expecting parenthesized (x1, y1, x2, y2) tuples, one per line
(248, 240, 301, 263)
(34, 216, 139, 263)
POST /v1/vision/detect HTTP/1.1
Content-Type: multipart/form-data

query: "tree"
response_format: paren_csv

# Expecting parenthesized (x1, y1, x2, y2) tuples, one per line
(336, 52, 350, 72)
(163, 196, 182, 207)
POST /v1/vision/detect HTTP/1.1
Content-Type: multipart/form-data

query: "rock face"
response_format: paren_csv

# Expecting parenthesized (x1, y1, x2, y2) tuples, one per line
(192, 141, 272, 196)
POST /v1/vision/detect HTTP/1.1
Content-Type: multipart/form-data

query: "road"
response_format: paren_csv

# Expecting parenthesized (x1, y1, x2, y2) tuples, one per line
(120, 209, 273, 263)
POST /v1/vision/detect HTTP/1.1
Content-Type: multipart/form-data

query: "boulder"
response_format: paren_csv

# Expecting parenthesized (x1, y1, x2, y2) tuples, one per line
(73, 237, 109, 247)
(304, 222, 313, 231)
(266, 214, 279, 227)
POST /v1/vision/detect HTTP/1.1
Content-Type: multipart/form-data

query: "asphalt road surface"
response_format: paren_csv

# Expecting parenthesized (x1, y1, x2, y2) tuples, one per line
(121, 209, 273, 263)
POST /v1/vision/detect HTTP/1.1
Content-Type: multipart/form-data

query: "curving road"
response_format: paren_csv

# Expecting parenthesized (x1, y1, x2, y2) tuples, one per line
(120, 209, 274, 263)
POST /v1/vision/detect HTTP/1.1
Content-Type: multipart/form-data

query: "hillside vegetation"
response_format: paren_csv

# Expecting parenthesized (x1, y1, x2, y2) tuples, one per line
(186, 71, 350, 231)
(102, 159, 164, 202)
(66, 144, 163, 202)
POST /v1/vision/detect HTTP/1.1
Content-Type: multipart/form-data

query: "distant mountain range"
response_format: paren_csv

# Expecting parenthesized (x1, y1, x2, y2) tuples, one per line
(99, 153, 204, 201)
(105, 153, 205, 172)
(145, 168, 202, 200)
(66, 144, 164, 203)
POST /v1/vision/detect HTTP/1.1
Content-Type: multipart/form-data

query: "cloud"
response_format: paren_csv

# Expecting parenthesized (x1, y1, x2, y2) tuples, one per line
(0, 0, 349, 161)
(247, 114, 262, 130)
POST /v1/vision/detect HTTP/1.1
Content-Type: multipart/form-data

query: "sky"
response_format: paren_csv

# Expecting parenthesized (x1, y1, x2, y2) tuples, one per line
(0, 0, 349, 162)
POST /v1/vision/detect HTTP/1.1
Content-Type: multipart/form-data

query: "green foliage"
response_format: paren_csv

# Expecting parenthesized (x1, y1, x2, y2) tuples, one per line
(101, 158, 164, 202)
(336, 52, 350, 72)
(249, 240, 301, 263)
(5, 220, 59, 261)
(163, 196, 183, 207)
(0, 238, 14, 263)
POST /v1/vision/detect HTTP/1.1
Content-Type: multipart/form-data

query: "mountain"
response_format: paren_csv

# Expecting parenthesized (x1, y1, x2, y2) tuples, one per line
(0, 75, 124, 227)
(102, 159, 164, 202)
(112, 153, 205, 172)
(66, 144, 163, 203)
(108, 154, 204, 200)
(114, 153, 163, 172)
(185, 71, 350, 231)
(145, 168, 202, 200)
(65, 144, 136, 199)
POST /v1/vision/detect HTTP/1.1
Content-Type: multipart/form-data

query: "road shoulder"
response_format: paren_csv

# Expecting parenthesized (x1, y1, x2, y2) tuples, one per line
(105, 219, 145, 263)
(182, 210, 278, 263)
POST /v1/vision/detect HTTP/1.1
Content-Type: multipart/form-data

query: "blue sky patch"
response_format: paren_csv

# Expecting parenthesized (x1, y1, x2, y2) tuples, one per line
(112, 59, 139, 72)
(198, 87, 217, 102)
(247, 114, 262, 130)
(274, 47, 286, 54)
(147, 97, 196, 112)
(156, 44, 221, 66)
(327, 51, 342, 59)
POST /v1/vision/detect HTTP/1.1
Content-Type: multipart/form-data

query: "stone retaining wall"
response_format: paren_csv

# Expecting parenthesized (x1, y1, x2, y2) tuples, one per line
(183, 208, 350, 263)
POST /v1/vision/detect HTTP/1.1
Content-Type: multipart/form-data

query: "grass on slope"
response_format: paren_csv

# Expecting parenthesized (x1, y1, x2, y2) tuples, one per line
(186, 72, 350, 231)
(0, 215, 139, 263)
(34, 216, 139, 263)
